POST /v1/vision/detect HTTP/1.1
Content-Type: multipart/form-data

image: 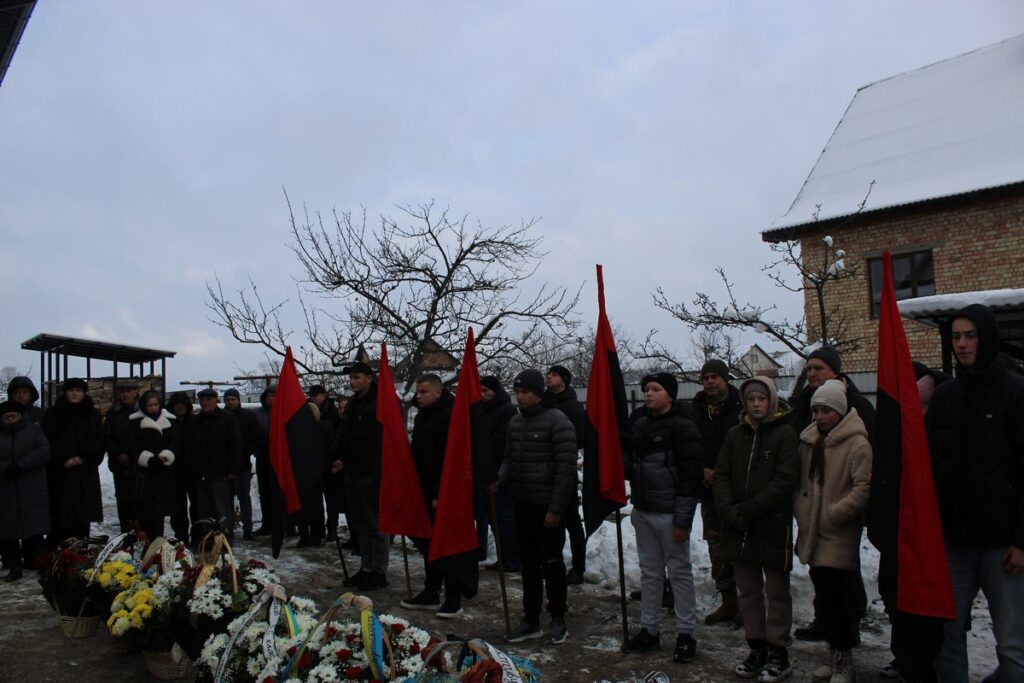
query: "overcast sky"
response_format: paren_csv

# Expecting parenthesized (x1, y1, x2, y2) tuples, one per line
(2, 1, 1021, 388)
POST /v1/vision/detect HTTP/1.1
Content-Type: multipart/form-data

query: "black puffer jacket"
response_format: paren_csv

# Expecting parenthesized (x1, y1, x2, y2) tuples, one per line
(691, 384, 743, 474)
(499, 403, 577, 515)
(334, 384, 379, 478)
(411, 391, 455, 503)
(6, 376, 44, 424)
(625, 403, 704, 529)
(546, 386, 585, 449)
(927, 304, 1024, 550)
(184, 407, 242, 481)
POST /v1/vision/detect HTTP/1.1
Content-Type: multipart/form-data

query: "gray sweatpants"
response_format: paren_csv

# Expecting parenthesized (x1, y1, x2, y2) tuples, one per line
(345, 473, 390, 574)
(631, 508, 697, 636)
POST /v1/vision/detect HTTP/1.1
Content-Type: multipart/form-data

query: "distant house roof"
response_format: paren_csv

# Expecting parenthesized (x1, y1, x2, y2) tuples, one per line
(763, 34, 1024, 240)
(0, 1, 34, 89)
(736, 343, 783, 367)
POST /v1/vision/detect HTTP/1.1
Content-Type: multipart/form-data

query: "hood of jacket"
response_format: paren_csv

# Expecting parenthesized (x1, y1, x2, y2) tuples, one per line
(799, 407, 868, 447)
(259, 385, 278, 410)
(165, 392, 194, 417)
(6, 376, 39, 403)
(482, 385, 512, 411)
(739, 376, 785, 425)
(947, 303, 1001, 372)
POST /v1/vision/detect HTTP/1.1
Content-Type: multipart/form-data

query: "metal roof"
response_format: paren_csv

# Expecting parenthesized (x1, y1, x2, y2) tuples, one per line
(0, 0, 34, 89)
(898, 288, 1024, 323)
(764, 33, 1024, 239)
(21, 333, 177, 363)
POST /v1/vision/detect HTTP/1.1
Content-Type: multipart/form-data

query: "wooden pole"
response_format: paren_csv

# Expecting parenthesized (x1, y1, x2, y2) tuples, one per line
(489, 492, 512, 638)
(400, 536, 413, 598)
(615, 509, 629, 647)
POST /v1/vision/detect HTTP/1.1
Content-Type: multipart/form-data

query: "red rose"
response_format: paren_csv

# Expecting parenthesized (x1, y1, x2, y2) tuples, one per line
(263, 678, 275, 683)
(325, 625, 338, 638)
(335, 648, 352, 661)
(298, 653, 311, 669)
(287, 645, 297, 656)
(409, 643, 421, 655)
(345, 666, 363, 680)
(345, 633, 357, 643)
(390, 623, 405, 635)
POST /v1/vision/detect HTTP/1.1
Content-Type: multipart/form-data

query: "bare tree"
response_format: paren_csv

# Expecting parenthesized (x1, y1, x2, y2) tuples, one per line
(652, 184, 874, 360)
(0, 365, 26, 388)
(208, 197, 581, 392)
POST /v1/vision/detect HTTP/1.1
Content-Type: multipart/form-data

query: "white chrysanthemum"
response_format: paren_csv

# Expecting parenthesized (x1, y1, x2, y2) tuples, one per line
(288, 595, 317, 612)
(108, 550, 134, 564)
(199, 633, 229, 667)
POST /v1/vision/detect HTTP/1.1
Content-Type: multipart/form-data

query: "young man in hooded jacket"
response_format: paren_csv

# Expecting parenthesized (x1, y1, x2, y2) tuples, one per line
(928, 304, 1024, 683)
(545, 365, 588, 585)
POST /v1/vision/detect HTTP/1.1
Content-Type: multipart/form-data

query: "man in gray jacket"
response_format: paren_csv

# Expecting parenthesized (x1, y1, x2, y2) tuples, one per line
(498, 369, 577, 645)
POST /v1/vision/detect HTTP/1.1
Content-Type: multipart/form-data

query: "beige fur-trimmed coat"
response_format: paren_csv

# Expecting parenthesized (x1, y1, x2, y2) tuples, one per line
(795, 409, 872, 571)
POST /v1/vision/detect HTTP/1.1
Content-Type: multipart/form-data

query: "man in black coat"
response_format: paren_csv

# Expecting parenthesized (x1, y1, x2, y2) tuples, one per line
(927, 304, 1024, 682)
(545, 365, 587, 585)
(787, 346, 872, 642)
(165, 392, 195, 543)
(6, 377, 44, 424)
(332, 362, 389, 590)
(690, 359, 743, 625)
(104, 380, 140, 534)
(473, 376, 520, 571)
(185, 388, 242, 543)
(224, 388, 259, 540)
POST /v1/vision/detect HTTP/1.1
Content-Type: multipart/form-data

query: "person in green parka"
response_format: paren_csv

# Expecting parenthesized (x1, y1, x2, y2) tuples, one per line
(714, 376, 800, 682)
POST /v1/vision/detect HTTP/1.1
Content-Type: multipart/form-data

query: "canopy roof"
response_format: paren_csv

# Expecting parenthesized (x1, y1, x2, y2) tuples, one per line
(22, 333, 177, 363)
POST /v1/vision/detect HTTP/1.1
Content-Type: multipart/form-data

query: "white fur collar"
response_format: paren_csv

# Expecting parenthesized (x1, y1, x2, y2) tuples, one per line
(129, 408, 175, 432)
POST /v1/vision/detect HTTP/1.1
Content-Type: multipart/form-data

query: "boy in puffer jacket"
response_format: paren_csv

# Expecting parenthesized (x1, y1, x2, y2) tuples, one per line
(794, 379, 872, 683)
(622, 373, 705, 664)
(714, 376, 800, 682)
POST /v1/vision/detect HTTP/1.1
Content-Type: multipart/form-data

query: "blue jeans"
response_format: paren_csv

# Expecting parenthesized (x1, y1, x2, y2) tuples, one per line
(936, 545, 1024, 683)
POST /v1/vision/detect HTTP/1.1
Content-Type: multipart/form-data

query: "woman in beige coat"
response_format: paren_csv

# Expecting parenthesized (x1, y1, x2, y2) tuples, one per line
(795, 379, 872, 683)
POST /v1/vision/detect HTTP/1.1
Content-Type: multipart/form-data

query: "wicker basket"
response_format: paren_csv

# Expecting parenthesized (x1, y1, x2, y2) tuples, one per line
(57, 614, 100, 639)
(143, 646, 192, 680)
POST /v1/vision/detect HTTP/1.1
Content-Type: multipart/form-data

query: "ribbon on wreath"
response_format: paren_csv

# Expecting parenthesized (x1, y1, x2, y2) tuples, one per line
(213, 584, 290, 683)
(86, 532, 130, 586)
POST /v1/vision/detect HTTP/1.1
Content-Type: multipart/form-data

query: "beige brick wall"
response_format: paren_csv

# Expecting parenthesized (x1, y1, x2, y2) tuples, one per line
(793, 190, 1024, 372)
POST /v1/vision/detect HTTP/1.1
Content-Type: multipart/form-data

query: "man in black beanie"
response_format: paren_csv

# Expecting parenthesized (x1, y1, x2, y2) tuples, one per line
(788, 345, 874, 644)
(545, 365, 588, 585)
(691, 359, 743, 626)
(500, 369, 577, 644)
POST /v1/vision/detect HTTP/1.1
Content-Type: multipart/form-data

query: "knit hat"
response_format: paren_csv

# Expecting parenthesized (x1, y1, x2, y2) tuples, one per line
(481, 375, 502, 393)
(699, 359, 730, 381)
(0, 400, 22, 417)
(62, 378, 88, 393)
(197, 387, 219, 399)
(307, 384, 327, 397)
(513, 369, 545, 398)
(811, 379, 847, 415)
(223, 388, 241, 400)
(547, 365, 572, 387)
(808, 345, 842, 376)
(641, 372, 679, 401)
(115, 379, 139, 390)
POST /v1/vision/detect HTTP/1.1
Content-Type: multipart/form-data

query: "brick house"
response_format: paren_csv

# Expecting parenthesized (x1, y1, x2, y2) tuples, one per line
(761, 35, 1024, 373)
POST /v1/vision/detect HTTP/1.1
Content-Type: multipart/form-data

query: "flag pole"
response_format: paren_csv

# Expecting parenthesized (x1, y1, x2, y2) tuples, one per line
(489, 491, 512, 638)
(614, 509, 629, 646)
(332, 525, 351, 584)
(400, 536, 413, 598)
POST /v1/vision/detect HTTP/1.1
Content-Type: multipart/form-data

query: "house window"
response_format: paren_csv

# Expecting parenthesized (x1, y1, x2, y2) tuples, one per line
(750, 353, 759, 364)
(868, 249, 935, 317)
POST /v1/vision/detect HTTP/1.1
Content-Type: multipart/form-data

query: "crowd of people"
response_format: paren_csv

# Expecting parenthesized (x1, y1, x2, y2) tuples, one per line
(0, 302, 1020, 682)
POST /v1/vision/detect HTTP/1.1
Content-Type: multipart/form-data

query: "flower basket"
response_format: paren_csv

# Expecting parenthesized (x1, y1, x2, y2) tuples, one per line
(143, 644, 192, 680)
(58, 613, 101, 639)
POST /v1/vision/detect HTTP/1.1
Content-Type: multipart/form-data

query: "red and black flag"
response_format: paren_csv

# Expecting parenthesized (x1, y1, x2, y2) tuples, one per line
(268, 347, 330, 557)
(582, 265, 629, 536)
(429, 328, 482, 562)
(870, 251, 955, 619)
(377, 342, 433, 540)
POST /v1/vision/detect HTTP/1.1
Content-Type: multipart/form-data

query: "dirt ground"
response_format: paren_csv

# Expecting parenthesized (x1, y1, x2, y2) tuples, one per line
(0, 533, 1001, 682)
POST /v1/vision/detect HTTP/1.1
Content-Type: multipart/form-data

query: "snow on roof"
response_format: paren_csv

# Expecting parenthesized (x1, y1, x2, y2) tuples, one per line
(898, 288, 1024, 320)
(765, 34, 1024, 235)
